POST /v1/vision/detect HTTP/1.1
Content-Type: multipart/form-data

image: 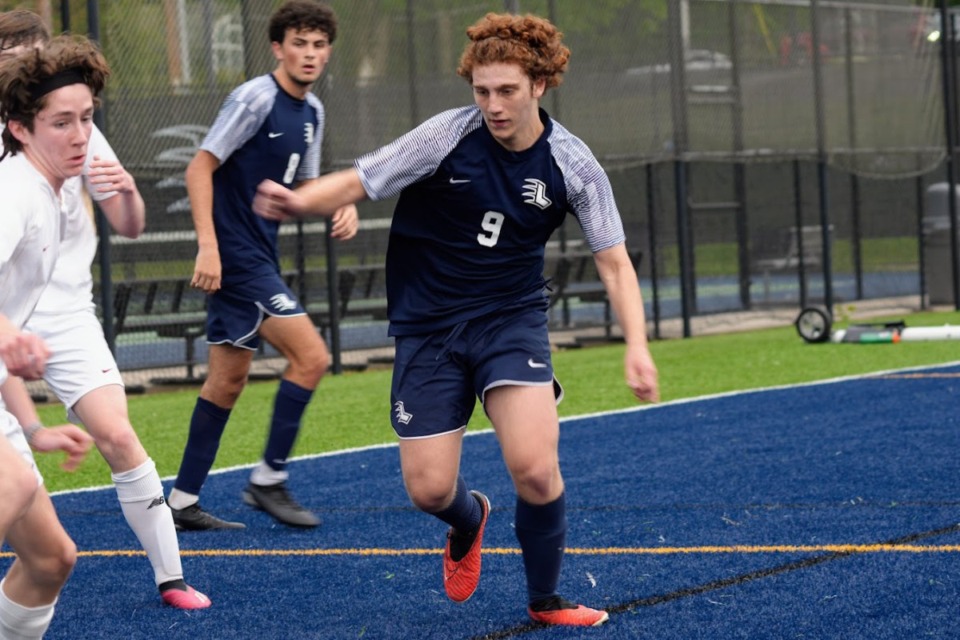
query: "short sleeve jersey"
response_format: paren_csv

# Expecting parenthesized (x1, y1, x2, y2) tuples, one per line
(355, 106, 625, 337)
(201, 73, 324, 286)
(32, 124, 119, 315)
(0, 153, 65, 385)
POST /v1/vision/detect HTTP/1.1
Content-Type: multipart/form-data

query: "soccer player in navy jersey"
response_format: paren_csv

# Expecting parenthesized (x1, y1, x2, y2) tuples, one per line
(167, 0, 358, 531)
(254, 12, 658, 627)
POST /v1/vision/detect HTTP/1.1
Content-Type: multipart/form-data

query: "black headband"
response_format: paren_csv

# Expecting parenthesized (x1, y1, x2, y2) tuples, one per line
(28, 68, 87, 102)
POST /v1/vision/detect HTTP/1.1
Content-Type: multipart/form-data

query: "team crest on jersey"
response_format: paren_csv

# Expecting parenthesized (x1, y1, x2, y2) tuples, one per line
(394, 401, 413, 425)
(304, 122, 315, 144)
(522, 178, 552, 210)
(270, 293, 298, 312)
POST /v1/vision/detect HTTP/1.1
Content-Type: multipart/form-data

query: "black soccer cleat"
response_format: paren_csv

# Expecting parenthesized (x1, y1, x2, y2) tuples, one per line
(171, 503, 246, 531)
(242, 482, 320, 528)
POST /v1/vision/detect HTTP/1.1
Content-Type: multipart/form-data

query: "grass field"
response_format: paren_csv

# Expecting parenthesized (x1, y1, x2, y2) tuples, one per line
(33, 308, 960, 493)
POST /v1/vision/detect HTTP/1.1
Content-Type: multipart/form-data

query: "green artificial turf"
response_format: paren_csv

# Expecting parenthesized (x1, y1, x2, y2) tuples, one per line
(34, 310, 960, 493)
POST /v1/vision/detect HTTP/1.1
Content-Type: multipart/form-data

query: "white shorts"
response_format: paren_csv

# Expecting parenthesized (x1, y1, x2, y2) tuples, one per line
(26, 309, 124, 422)
(1, 404, 43, 487)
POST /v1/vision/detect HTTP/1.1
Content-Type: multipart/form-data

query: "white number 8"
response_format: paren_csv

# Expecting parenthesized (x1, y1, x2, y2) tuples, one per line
(477, 211, 504, 247)
(282, 153, 301, 185)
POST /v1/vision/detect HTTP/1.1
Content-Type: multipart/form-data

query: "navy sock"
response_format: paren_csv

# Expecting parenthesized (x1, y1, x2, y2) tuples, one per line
(263, 379, 314, 472)
(173, 398, 231, 495)
(430, 475, 481, 533)
(515, 492, 567, 604)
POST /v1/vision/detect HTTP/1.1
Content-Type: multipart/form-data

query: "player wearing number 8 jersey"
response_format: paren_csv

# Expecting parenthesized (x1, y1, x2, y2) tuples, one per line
(167, 0, 357, 531)
(253, 12, 658, 626)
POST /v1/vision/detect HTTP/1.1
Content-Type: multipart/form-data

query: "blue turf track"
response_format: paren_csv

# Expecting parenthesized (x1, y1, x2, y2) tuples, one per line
(4, 363, 959, 639)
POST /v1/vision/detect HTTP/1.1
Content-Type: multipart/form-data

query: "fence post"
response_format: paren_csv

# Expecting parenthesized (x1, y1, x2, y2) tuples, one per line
(938, 0, 960, 309)
(85, 0, 118, 355)
(809, 0, 833, 311)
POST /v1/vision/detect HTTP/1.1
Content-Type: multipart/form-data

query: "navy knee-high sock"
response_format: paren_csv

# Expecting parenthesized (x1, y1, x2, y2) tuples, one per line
(430, 475, 481, 532)
(263, 379, 314, 472)
(173, 398, 231, 495)
(515, 492, 567, 604)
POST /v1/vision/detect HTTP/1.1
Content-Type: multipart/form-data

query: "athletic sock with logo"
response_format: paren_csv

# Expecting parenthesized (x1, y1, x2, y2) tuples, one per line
(515, 492, 567, 602)
(0, 579, 56, 640)
(260, 379, 313, 475)
(113, 458, 184, 586)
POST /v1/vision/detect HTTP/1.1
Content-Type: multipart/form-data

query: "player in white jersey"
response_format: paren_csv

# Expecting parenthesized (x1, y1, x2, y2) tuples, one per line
(0, 10, 211, 610)
(255, 12, 659, 628)
(0, 34, 110, 640)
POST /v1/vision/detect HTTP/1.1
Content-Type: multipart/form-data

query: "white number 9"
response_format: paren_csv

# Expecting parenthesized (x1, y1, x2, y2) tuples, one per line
(477, 211, 504, 247)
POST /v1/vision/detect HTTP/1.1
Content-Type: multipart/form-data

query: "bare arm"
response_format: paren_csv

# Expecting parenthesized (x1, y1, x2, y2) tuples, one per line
(594, 244, 659, 403)
(0, 377, 93, 471)
(90, 156, 146, 239)
(185, 150, 222, 293)
(254, 168, 368, 221)
(0, 315, 49, 380)
(0, 376, 40, 427)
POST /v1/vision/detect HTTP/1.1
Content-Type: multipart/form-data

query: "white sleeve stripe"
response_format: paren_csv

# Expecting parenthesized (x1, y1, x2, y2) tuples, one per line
(549, 123, 625, 252)
(355, 107, 484, 201)
(201, 76, 277, 162)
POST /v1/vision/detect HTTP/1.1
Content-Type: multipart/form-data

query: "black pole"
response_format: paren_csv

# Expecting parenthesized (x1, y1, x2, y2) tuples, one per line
(313, 70, 341, 375)
(325, 227, 342, 375)
(728, 1, 750, 310)
(939, 0, 960, 309)
(916, 165, 927, 310)
(810, 0, 833, 310)
(794, 160, 808, 308)
(86, 0, 116, 354)
(844, 8, 863, 300)
(405, 0, 419, 128)
(646, 164, 661, 340)
(60, 0, 70, 32)
(546, 0, 571, 326)
(667, 0, 693, 337)
(296, 222, 307, 304)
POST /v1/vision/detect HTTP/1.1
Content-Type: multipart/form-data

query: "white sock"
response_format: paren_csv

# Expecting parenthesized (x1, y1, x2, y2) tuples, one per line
(0, 579, 56, 640)
(249, 460, 288, 487)
(166, 489, 199, 511)
(112, 459, 184, 587)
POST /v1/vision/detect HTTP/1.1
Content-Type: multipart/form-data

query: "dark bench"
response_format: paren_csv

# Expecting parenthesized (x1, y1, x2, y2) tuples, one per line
(545, 247, 644, 339)
(107, 265, 387, 380)
(109, 276, 209, 380)
(753, 224, 832, 302)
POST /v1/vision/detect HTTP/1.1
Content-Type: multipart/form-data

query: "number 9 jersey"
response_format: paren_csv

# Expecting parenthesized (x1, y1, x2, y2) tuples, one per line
(355, 106, 625, 337)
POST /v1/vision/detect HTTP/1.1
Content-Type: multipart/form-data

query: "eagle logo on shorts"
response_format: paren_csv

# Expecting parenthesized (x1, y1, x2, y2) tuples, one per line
(394, 401, 413, 425)
(269, 293, 298, 312)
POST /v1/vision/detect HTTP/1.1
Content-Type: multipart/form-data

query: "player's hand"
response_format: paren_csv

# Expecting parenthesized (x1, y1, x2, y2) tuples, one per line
(87, 155, 136, 194)
(625, 344, 659, 403)
(29, 425, 94, 472)
(0, 331, 50, 380)
(253, 180, 304, 221)
(191, 246, 222, 294)
(330, 204, 358, 241)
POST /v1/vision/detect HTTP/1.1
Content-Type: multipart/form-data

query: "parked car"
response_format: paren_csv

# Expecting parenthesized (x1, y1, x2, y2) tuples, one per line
(624, 49, 732, 78)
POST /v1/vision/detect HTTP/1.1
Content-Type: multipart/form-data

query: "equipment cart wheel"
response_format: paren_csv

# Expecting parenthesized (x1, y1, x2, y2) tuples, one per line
(795, 307, 832, 343)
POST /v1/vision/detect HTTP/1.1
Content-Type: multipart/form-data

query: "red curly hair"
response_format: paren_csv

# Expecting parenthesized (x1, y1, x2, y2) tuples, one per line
(457, 13, 570, 90)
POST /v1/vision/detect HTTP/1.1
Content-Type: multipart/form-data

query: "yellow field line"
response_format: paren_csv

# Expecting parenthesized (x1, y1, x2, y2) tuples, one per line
(3, 544, 958, 560)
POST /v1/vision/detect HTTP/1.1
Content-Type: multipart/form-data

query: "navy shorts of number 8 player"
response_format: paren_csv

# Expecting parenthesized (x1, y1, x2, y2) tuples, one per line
(361, 105, 625, 438)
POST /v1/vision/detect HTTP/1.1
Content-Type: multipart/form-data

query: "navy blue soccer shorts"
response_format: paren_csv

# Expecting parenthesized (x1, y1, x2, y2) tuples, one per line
(389, 305, 564, 439)
(206, 273, 305, 350)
